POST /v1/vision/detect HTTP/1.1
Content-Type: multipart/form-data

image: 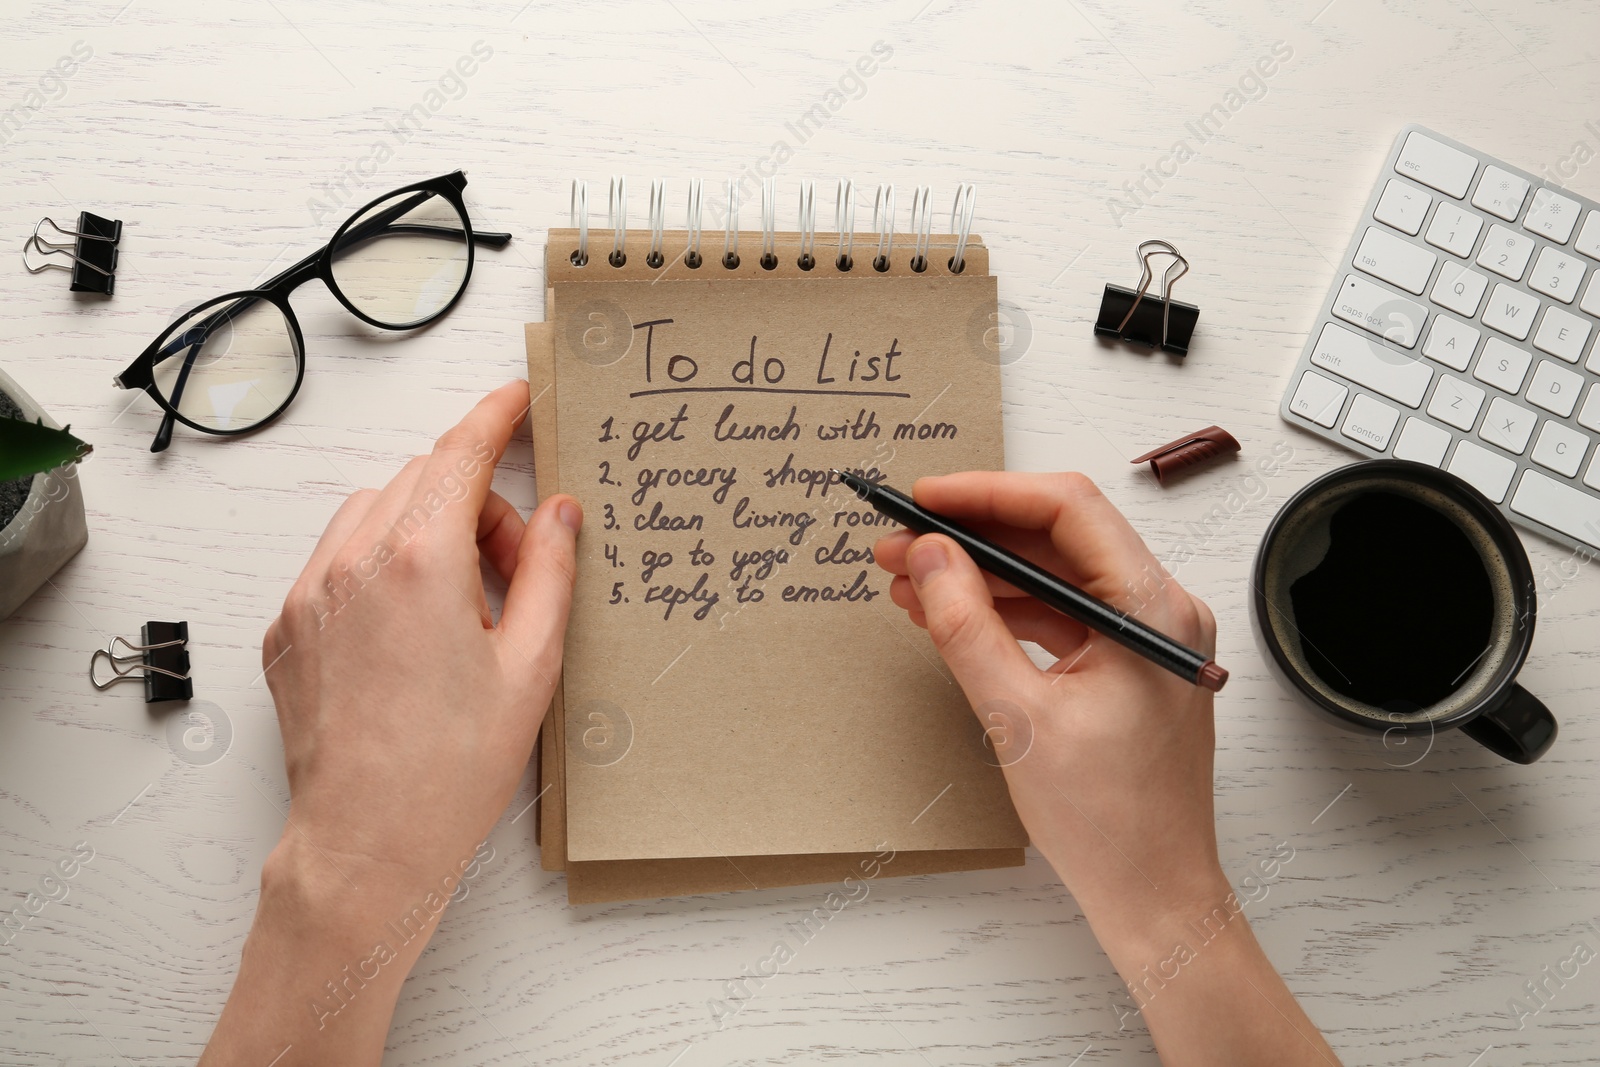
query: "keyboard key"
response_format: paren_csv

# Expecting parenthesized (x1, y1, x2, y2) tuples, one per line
(1478, 396, 1537, 454)
(1394, 417, 1452, 466)
(1308, 322, 1432, 407)
(1473, 337, 1533, 393)
(1531, 420, 1589, 478)
(1476, 224, 1535, 280)
(1354, 227, 1437, 294)
(1396, 131, 1477, 198)
(1432, 261, 1489, 317)
(1528, 247, 1584, 303)
(1472, 166, 1530, 221)
(1423, 315, 1480, 371)
(1340, 393, 1401, 451)
(1580, 384, 1600, 432)
(1526, 359, 1584, 417)
(1331, 275, 1427, 347)
(1525, 188, 1581, 244)
(1428, 374, 1486, 430)
(1511, 469, 1600, 548)
(1289, 370, 1348, 427)
(1448, 440, 1517, 502)
(1582, 273, 1600, 318)
(1481, 283, 1538, 341)
(1590, 453, 1600, 494)
(1374, 179, 1430, 236)
(1575, 210, 1600, 260)
(1425, 202, 1483, 258)
(1532, 306, 1592, 363)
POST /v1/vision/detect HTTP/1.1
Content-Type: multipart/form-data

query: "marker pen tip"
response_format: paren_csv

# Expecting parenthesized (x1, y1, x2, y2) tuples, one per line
(1197, 661, 1228, 692)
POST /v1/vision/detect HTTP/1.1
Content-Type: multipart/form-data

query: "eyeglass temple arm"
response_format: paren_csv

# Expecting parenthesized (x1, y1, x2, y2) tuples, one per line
(470, 228, 512, 247)
(151, 335, 207, 452)
(326, 190, 511, 253)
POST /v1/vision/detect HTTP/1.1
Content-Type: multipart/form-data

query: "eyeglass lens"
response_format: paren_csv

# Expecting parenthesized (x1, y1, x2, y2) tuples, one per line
(150, 297, 300, 432)
(329, 189, 471, 328)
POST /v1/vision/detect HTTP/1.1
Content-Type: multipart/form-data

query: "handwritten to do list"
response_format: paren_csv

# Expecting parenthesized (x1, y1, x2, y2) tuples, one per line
(544, 257, 1025, 868)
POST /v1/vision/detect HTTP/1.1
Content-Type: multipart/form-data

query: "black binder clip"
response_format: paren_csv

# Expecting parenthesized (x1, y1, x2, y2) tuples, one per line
(90, 621, 192, 702)
(1094, 239, 1198, 356)
(23, 212, 121, 295)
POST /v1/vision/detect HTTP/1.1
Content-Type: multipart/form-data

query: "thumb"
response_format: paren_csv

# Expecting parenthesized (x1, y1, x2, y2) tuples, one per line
(498, 494, 582, 690)
(906, 534, 1038, 710)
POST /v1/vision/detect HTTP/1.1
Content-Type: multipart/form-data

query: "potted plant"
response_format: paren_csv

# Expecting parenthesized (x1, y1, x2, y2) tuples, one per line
(0, 368, 91, 621)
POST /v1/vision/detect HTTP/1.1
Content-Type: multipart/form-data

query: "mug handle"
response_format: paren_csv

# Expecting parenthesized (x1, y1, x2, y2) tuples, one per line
(1459, 685, 1558, 764)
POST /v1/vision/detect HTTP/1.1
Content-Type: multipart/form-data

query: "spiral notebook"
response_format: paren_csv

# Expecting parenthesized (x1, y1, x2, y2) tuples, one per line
(526, 180, 1027, 903)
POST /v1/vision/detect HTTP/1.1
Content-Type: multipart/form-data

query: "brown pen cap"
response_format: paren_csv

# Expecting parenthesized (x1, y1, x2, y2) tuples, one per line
(1132, 425, 1241, 484)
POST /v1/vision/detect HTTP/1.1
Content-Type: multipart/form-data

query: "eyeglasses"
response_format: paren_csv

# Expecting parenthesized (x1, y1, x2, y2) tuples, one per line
(115, 171, 510, 452)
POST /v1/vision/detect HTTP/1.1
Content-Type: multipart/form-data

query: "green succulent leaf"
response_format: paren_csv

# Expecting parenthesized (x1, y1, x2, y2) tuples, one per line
(0, 416, 93, 481)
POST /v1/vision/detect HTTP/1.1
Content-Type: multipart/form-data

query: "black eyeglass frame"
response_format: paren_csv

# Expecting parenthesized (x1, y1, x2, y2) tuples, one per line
(114, 171, 511, 452)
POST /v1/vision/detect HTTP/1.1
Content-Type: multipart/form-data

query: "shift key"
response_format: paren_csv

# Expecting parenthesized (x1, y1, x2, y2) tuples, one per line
(1309, 322, 1433, 407)
(1331, 274, 1428, 348)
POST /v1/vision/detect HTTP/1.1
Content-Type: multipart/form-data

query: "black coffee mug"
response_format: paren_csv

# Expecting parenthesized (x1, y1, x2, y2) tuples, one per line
(1251, 460, 1557, 764)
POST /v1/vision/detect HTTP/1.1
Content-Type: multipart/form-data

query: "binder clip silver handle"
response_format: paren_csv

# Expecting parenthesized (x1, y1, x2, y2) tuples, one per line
(89, 623, 192, 701)
(1117, 239, 1189, 347)
(1093, 238, 1201, 356)
(23, 212, 121, 295)
(23, 218, 112, 276)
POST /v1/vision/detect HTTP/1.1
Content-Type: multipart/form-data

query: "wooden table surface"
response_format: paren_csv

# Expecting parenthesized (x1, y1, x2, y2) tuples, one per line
(3, 1, 1598, 1063)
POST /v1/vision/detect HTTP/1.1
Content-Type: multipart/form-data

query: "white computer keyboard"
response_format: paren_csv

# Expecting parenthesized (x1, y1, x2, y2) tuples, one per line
(1280, 124, 1600, 553)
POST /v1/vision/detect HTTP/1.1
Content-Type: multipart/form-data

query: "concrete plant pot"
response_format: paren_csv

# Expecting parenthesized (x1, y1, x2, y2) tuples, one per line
(0, 367, 89, 621)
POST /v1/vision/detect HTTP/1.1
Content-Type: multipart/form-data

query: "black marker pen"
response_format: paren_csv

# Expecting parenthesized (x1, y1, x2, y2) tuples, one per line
(836, 471, 1227, 692)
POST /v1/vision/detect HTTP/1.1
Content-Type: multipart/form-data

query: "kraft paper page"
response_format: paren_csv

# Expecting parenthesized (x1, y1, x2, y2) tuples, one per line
(549, 275, 1026, 863)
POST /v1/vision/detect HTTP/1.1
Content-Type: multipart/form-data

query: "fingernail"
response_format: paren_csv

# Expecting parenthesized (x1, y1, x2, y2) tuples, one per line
(907, 540, 948, 584)
(558, 501, 583, 532)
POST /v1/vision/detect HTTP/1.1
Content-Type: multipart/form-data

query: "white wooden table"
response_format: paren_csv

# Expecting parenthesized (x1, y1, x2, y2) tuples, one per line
(3, 1, 1598, 1063)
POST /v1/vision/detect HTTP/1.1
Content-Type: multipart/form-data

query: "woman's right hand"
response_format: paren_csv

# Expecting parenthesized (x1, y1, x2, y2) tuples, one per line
(875, 472, 1342, 1067)
(872, 471, 1227, 938)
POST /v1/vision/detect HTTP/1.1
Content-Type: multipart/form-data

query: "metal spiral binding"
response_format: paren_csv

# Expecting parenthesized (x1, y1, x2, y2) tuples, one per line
(909, 185, 933, 273)
(685, 178, 703, 268)
(723, 178, 740, 268)
(569, 180, 589, 266)
(949, 183, 976, 274)
(797, 181, 816, 270)
(872, 184, 895, 273)
(608, 175, 627, 267)
(563, 178, 978, 275)
(760, 177, 778, 270)
(834, 178, 856, 271)
(647, 179, 666, 268)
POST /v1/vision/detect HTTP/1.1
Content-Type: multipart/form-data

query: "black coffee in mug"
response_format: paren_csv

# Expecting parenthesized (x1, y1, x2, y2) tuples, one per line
(1289, 490, 1495, 712)
(1252, 460, 1557, 764)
